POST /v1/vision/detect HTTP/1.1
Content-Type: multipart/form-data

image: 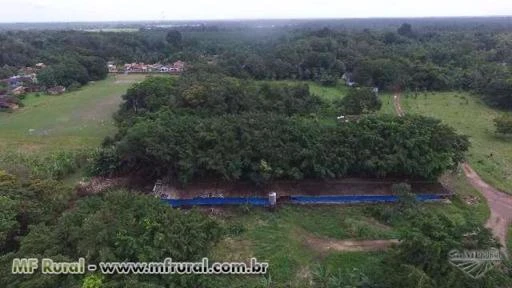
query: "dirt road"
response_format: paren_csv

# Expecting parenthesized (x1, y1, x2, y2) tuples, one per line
(393, 94, 405, 116)
(463, 164, 512, 255)
(393, 93, 511, 255)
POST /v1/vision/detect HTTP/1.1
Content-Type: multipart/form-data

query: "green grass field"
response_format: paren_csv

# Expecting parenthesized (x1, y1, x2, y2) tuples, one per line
(211, 205, 394, 287)
(268, 80, 348, 102)
(378, 93, 397, 115)
(0, 74, 147, 153)
(391, 91, 512, 193)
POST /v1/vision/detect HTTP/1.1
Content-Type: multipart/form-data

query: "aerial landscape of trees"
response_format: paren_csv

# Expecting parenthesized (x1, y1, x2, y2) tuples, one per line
(1, 19, 512, 109)
(1, 18, 512, 287)
(0, 172, 221, 287)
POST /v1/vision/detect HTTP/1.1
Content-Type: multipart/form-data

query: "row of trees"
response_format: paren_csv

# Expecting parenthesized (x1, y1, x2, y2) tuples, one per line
(2, 22, 512, 107)
(95, 112, 468, 185)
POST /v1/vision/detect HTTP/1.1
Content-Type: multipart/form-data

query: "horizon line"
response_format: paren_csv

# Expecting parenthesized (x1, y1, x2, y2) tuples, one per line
(1, 15, 512, 25)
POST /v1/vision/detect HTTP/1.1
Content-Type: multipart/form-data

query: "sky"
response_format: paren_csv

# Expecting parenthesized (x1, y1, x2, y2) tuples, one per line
(1, 0, 512, 22)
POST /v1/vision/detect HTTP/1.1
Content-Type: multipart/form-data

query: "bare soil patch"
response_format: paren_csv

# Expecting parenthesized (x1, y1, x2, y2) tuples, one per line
(303, 233, 398, 253)
(158, 178, 447, 199)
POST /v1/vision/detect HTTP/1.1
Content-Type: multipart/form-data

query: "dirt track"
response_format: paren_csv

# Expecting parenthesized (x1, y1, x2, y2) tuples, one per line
(393, 94, 405, 116)
(304, 234, 399, 252)
(463, 164, 512, 255)
(393, 93, 511, 255)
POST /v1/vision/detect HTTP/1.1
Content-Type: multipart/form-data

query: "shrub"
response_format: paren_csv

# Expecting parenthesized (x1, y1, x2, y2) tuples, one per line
(339, 87, 382, 115)
(494, 115, 512, 135)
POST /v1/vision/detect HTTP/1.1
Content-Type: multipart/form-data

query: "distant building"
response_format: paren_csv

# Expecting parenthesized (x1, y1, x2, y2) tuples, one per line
(172, 60, 186, 72)
(115, 61, 186, 74)
(8, 75, 36, 88)
(107, 63, 118, 73)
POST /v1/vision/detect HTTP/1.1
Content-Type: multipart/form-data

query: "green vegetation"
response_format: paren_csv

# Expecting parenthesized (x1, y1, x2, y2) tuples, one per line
(494, 114, 512, 135)
(0, 180, 221, 287)
(377, 93, 397, 115)
(3, 23, 512, 111)
(0, 74, 146, 152)
(93, 73, 469, 184)
(0, 74, 150, 180)
(209, 184, 507, 287)
(211, 205, 394, 287)
(437, 172, 490, 224)
(37, 56, 108, 89)
(2, 20, 512, 288)
(397, 91, 512, 193)
(269, 80, 348, 102)
(339, 88, 382, 115)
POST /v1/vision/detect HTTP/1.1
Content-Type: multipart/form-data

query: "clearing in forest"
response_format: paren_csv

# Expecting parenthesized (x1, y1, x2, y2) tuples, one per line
(0, 74, 148, 152)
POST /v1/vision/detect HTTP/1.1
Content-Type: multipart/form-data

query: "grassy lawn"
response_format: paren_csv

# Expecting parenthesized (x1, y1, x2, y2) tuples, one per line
(391, 91, 512, 193)
(378, 93, 397, 115)
(438, 171, 490, 224)
(267, 80, 348, 102)
(211, 205, 394, 287)
(308, 82, 349, 102)
(0, 74, 147, 153)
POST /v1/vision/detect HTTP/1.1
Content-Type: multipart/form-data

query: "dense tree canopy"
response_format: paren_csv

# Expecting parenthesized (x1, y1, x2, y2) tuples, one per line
(99, 112, 468, 184)
(0, 187, 221, 287)
(339, 88, 382, 115)
(1, 21, 512, 108)
(92, 73, 469, 185)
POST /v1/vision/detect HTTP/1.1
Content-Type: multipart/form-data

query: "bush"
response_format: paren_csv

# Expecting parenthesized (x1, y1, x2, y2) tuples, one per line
(494, 115, 512, 135)
(339, 87, 382, 115)
(85, 147, 121, 177)
(67, 81, 82, 91)
(0, 150, 93, 180)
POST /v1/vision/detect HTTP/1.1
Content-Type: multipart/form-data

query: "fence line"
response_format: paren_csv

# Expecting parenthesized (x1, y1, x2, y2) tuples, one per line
(162, 193, 450, 207)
